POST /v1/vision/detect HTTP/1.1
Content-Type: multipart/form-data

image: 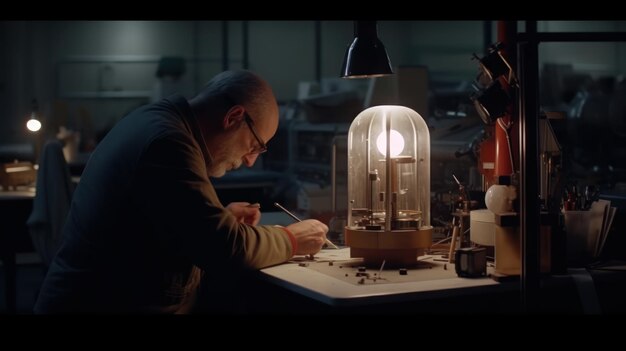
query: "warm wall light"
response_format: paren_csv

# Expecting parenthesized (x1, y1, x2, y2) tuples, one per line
(340, 21, 394, 79)
(26, 99, 42, 133)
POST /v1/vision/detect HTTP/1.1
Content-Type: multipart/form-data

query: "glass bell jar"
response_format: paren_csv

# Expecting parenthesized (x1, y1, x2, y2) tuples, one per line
(345, 105, 432, 266)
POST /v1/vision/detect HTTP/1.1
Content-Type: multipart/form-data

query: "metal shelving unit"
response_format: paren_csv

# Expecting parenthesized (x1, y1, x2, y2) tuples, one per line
(515, 21, 626, 312)
(265, 120, 350, 185)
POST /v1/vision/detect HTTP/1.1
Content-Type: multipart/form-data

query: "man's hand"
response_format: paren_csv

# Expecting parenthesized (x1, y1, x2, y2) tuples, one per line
(226, 202, 261, 225)
(286, 219, 329, 256)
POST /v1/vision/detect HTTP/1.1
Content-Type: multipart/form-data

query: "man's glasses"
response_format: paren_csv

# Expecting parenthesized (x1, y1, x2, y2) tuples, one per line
(243, 113, 267, 154)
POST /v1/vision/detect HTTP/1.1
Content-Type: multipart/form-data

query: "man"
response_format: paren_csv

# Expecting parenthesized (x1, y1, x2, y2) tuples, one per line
(34, 70, 328, 313)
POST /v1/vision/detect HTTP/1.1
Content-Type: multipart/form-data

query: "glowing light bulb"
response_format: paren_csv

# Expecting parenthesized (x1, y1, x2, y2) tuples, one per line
(376, 129, 404, 157)
(26, 118, 41, 132)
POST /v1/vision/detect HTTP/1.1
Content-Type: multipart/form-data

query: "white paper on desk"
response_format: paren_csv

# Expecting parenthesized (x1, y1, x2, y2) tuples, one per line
(590, 200, 610, 258)
(598, 207, 617, 257)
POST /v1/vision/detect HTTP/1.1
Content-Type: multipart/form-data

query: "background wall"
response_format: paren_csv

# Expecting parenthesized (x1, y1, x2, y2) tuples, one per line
(1, 20, 625, 151)
(538, 21, 626, 78)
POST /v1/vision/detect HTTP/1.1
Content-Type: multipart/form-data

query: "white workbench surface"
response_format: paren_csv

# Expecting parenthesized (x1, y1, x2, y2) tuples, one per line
(259, 248, 508, 307)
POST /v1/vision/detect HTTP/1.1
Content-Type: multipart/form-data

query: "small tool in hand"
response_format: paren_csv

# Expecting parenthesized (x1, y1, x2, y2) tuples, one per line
(273, 202, 339, 250)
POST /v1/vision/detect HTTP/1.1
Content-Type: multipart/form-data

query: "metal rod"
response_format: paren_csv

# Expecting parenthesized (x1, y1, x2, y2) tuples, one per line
(378, 259, 386, 278)
(368, 171, 376, 222)
(273, 202, 302, 222)
(385, 115, 392, 232)
(518, 20, 541, 313)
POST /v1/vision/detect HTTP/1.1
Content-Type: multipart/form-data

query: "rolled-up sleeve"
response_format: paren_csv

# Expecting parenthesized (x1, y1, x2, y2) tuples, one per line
(132, 131, 293, 270)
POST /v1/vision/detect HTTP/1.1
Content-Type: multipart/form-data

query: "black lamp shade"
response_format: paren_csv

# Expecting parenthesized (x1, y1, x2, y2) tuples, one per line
(341, 21, 394, 79)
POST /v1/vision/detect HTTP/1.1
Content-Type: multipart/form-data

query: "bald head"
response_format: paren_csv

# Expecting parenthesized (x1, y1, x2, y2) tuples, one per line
(188, 70, 279, 177)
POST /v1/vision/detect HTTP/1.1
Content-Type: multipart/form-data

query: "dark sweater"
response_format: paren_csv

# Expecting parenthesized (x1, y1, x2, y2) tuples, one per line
(34, 95, 293, 314)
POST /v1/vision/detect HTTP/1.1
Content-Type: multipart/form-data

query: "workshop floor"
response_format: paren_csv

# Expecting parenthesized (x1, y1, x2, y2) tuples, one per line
(0, 253, 45, 314)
